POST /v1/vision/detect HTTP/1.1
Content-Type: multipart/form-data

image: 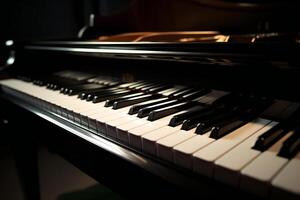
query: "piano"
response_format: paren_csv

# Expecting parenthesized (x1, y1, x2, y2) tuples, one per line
(1, 0, 300, 199)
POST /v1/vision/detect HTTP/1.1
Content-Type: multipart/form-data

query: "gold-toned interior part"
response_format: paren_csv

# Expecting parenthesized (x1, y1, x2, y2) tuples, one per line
(97, 31, 300, 43)
(97, 31, 230, 43)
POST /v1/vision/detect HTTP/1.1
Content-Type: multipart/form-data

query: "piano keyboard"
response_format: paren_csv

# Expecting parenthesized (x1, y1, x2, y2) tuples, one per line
(1, 71, 300, 199)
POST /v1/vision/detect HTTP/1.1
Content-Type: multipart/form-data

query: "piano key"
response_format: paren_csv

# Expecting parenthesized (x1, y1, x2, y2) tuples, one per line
(104, 92, 145, 106)
(128, 97, 169, 115)
(117, 118, 151, 144)
(173, 131, 215, 169)
(112, 94, 161, 109)
(181, 109, 216, 131)
(118, 81, 143, 88)
(240, 130, 294, 197)
(67, 83, 107, 95)
(127, 81, 150, 89)
(94, 107, 134, 134)
(148, 101, 198, 121)
(79, 87, 125, 100)
(193, 118, 271, 177)
(158, 86, 186, 96)
(252, 123, 290, 151)
(128, 112, 185, 150)
(214, 121, 278, 187)
(134, 82, 158, 90)
(180, 89, 211, 100)
(156, 129, 197, 162)
(209, 118, 251, 139)
(94, 98, 166, 136)
(271, 152, 300, 199)
(105, 97, 180, 139)
(169, 105, 209, 127)
(278, 128, 300, 159)
(138, 83, 162, 91)
(88, 88, 130, 102)
(147, 84, 172, 93)
(108, 108, 170, 140)
(106, 115, 142, 139)
(195, 111, 240, 134)
(87, 90, 135, 103)
(137, 99, 179, 118)
(168, 87, 192, 97)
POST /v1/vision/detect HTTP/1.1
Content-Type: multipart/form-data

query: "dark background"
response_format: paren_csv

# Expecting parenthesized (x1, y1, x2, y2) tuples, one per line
(1, 0, 299, 42)
(0, 0, 132, 41)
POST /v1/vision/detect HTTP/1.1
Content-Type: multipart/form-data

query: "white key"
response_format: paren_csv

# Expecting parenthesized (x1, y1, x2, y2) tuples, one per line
(142, 126, 181, 156)
(240, 131, 293, 197)
(95, 107, 132, 134)
(105, 115, 139, 139)
(116, 118, 150, 144)
(271, 152, 300, 200)
(193, 118, 271, 177)
(156, 129, 197, 162)
(128, 112, 184, 150)
(173, 132, 215, 169)
(214, 121, 277, 187)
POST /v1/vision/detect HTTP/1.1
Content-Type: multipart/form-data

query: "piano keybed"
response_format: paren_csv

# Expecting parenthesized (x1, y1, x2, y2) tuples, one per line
(1, 70, 300, 199)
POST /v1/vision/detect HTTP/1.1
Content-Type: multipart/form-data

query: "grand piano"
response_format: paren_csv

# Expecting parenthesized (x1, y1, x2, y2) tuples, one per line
(1, 0, 300, 199)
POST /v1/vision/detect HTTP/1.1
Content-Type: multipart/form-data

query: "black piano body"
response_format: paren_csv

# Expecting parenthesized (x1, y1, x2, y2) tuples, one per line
(1, 1, 300, 199)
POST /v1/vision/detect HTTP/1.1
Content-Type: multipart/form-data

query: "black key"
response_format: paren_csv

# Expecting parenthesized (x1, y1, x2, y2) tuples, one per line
(128, 81, 150, 89)
(252, 123, 290, 151)
(85, 88, 127, 101)
(79, 87, 114, 100)
(62, 83, 99, 95)
(49, 75, 88, 90)
(134, 82, 158, 90)
(140, 83, 166, 91)
(209, 119, 249, 139)
(169, 105, 209, 127)
(148, 84, 173, 93)
(278, 128, 300, 158)
(181, 109, 216, 131)
(180, 89, 211, 100)
(113, 94, 161, 109)
(118, 81, 142, 88)
(148, 101, 198, 121)
(137, 99, 179, 118)
(128, 97, 169, 115)
(196, 111, 239, 134)
(92, 90, 136, 103)
(68, 83, 108, 96)
(168, 87, 194, 97)
(104, 92, 145, 107)
(209, 100, 272, 138)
